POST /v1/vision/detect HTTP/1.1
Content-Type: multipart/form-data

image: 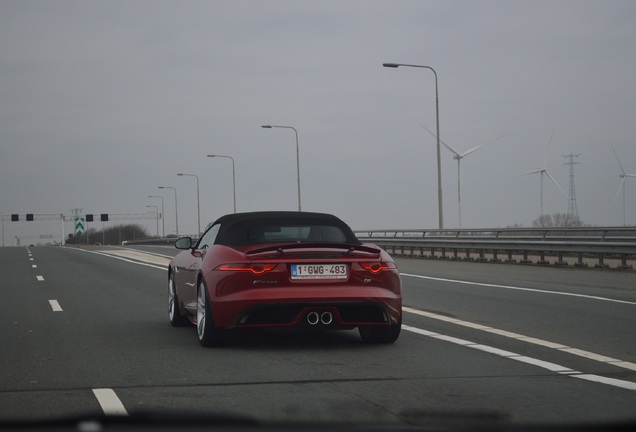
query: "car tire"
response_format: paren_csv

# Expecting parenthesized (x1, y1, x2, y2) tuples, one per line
(168, 273, 189, 327)
(196, 279, 226, 347)
(359, 315, 401, 344)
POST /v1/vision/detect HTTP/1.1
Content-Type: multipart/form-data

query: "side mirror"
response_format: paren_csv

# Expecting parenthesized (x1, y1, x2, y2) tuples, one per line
(174, 237, 193, 250)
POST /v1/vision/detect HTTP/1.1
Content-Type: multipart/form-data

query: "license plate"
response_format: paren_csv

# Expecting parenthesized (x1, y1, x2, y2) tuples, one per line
(290, 264, 348, 280)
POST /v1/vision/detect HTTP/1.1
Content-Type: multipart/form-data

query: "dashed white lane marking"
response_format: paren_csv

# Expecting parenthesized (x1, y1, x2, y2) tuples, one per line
(36, 275, 44, 281)
(404, 306, 636, 372)
(32, 265, 37, 268)
(49, 300, 63, 312)
(403, 325, 636, 392)
(92, 388, 128, 416)
(401, 273, 636, 306)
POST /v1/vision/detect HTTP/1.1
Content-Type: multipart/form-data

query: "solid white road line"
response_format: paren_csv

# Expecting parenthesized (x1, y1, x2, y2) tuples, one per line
(403, 306, 636, 372)
(36, 275, 44, 281)
(92, 388, 128, 416)
(48, 300, 63, 312)
(401, 273, 636, 306)
(119, 246, 175, 260)
(71, 248, 167, 271)
(574, 374, 636, 392)
(96, 249, 171, 267)
(402, 324, 636, 392)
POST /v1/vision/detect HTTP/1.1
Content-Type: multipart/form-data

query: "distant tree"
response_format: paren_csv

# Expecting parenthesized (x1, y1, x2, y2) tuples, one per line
(533, 214, 553, 227)
(532, 213, 584, 227)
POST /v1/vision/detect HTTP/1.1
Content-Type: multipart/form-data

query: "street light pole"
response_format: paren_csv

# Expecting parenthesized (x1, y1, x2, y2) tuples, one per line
(158, 186, 179, 236)
(177, 173, 201, 235)
(207, 155, 237, 213)
(262, 125, 301, 211)
(383, 62, 444, 229)
(147, 195, 165, 237)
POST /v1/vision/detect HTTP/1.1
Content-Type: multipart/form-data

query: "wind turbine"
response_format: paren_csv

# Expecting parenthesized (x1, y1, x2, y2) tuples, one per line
(421, 124, 504, 228)
(610, 141, 636, 226)
(518, 129, 567, 217)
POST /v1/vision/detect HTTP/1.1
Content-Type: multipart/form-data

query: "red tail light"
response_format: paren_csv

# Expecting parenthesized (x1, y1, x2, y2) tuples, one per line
(215, 263, 277, 275)
(359, 262, 397, 273)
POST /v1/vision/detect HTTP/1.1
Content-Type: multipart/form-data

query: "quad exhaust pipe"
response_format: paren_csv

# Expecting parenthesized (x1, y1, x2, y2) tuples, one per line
(307, 311, 320, 325)
(320, 311, 333, 325)
(306, 310, 333, 326)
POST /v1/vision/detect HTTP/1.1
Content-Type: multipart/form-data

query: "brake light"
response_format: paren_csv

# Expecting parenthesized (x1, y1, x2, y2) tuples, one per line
(359, 262, 397, 273)
(215, 263, 277, 275)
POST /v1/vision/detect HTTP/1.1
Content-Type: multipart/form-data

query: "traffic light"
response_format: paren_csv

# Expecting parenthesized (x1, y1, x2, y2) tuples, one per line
(11, 214, 18, 221)
(26, 214, 34, 221)
(100, 214, 109, 222)
(86, 214, 94, 222)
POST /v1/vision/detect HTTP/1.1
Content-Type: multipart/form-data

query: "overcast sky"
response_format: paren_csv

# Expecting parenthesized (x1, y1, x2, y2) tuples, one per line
(2, 0, 636, 244)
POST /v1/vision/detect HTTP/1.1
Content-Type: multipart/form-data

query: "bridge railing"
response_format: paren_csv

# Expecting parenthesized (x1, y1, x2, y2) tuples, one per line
(354, 227, 636, 269)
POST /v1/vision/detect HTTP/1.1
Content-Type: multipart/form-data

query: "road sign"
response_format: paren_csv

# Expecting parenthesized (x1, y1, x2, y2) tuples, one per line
(75, 217, 85, 236)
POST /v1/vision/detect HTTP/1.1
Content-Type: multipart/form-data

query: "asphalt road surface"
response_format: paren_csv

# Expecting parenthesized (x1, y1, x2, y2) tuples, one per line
(2, 244, 635, 428)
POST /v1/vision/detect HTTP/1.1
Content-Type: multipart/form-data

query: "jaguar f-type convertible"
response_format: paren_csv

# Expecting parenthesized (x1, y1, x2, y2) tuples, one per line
(168, 211, 402, 346)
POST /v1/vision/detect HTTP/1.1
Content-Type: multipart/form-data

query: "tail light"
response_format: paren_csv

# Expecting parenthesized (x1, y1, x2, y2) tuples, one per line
(215, 263, 277, 275)
(359, 261, 397, 273)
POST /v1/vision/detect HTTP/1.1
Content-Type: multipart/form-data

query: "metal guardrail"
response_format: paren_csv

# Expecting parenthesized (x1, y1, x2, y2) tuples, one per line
(123, 228, 636, 269)
(354, 227, 636, 269)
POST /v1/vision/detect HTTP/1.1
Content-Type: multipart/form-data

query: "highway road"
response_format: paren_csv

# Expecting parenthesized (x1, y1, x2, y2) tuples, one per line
(1, 244, 635, 427)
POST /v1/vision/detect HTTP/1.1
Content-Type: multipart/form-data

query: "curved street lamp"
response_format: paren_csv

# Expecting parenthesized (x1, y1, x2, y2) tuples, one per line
(383, 62, 444, 229)
(158, 186, 178, 236)
(261, 125, 301, 211)
(207, 155, 237, 213)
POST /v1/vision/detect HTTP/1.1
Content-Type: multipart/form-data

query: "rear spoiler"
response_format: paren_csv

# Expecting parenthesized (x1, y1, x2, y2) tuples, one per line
(245, 242, 381, 256)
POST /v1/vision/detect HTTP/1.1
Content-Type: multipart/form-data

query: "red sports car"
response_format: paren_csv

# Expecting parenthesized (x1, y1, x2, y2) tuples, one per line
(168, 211, 402, 346)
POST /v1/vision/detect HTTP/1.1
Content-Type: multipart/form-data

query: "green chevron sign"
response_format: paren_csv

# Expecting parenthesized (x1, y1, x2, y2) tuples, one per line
(75, 217, 85, 236)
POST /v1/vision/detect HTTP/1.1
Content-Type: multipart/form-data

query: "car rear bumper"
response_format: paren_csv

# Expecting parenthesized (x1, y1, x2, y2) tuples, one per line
(229, 301, 395, 328)
(211, 286, 401, 329)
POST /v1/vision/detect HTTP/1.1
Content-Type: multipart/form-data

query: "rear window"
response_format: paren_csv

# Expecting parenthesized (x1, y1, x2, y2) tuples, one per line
(212, 213, 361, 246)
(246, 225, 347, 244)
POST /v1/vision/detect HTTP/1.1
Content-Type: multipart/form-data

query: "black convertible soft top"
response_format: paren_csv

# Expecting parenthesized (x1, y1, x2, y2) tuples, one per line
(210, 211, 361, 246)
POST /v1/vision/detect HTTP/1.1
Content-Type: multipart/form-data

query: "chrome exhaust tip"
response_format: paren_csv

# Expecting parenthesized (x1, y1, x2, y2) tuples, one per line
(320, 311, 333, 325)
(307, 311, 320, 325)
